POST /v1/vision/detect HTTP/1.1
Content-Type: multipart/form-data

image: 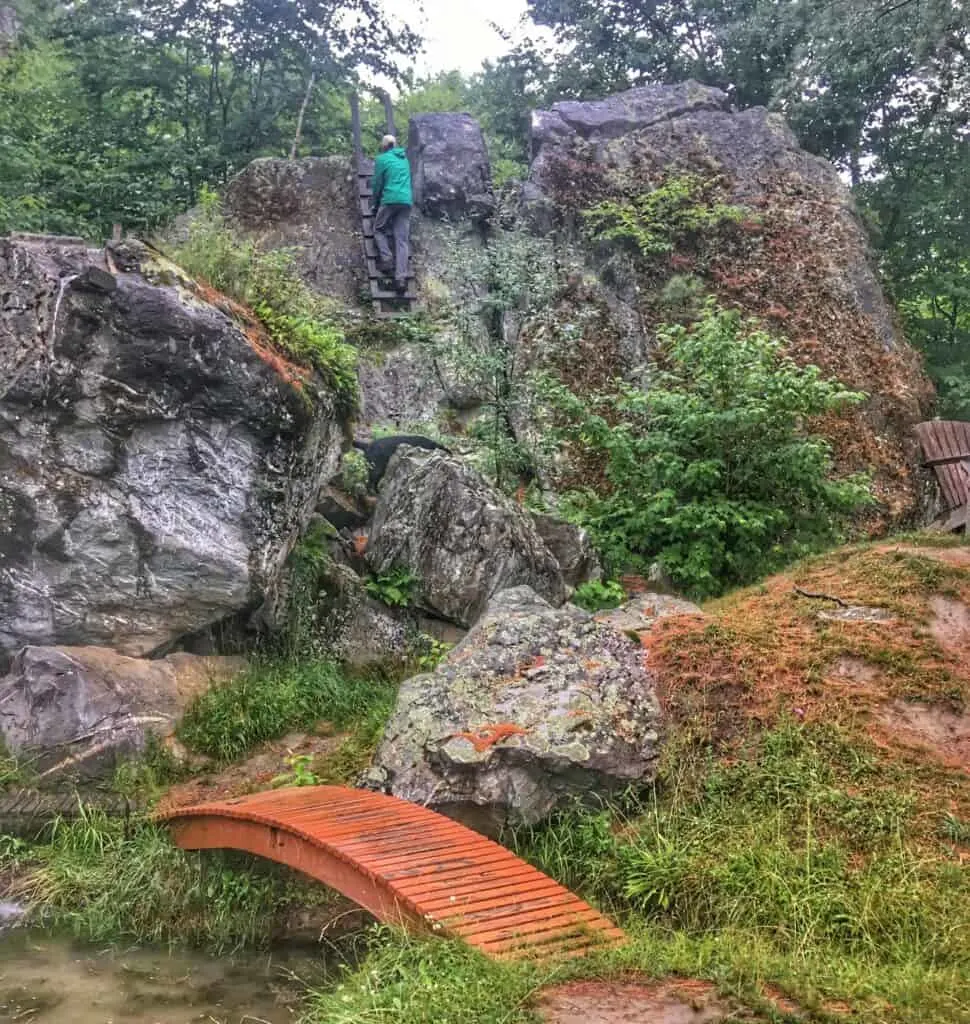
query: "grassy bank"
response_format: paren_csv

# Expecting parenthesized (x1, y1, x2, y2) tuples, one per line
(4, 540, 967, 1023)
(177, 658, 397, 764)
(1, 808, 350, 952)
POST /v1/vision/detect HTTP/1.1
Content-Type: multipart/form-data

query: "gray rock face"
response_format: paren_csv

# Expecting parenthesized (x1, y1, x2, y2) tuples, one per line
(368, 586, 663, 830)
(0, 235, 343, 660)
(366, 448, 567, 626)
(529, 512, 601, 589)
(595, 593, 702, 635)
(531, 81, 730, 160)
(529, 82, 900, 353)
(0, 645, 242, 781)
(526, 82, 931, 521)
(408, 114, 495, 222)
(224, 157, 363, 303)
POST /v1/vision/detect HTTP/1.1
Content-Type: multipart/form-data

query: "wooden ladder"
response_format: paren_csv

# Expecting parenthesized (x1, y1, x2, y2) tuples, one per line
(351, 92, 416, 319)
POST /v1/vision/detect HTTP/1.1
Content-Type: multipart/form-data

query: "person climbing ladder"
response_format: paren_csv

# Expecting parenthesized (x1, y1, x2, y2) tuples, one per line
(371, 134, 412, 293)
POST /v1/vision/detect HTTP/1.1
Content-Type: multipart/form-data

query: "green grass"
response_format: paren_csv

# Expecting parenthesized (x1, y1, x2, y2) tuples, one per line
(302, 929, 545, 1024)
(3, 807, 344, 951)
(302, 722, 969, 1024)
(177, 658, 397, 763)
(0, 738, 30, 791)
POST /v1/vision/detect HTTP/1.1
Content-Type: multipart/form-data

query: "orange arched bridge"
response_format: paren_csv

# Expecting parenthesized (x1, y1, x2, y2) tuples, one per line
(159, 786, 624, 960)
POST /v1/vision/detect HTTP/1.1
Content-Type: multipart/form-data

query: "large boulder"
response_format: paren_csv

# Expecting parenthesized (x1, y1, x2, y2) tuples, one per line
(368, 586, 662, 830)
(224, 157, 363, 303)
(0, 645, 243, 781)
(366, 448, 567, 626)
(527, 82, 933, 521)
(408, 113, 495, 223)
(0, 235, 343, 661)
(529, 512, 601, 589)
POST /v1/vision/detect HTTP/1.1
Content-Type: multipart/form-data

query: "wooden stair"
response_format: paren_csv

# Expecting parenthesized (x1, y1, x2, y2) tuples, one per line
(357, 159, 416, 318)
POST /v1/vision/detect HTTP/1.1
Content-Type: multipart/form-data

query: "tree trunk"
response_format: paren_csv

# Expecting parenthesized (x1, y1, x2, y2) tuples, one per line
(289, 71, 317, 160)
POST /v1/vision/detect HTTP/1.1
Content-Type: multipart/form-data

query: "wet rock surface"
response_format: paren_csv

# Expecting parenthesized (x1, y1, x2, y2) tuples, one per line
(0, 235, 342, 660)
(408, 113, 495, 222)
(596, 593, 703, 635)
(224, 156, 363, 302)
(0, 645, 242, 781)
(366, 448, 567, 627)
(368, 586, 662, 830)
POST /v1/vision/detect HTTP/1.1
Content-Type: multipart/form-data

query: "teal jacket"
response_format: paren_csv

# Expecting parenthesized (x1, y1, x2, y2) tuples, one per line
(371, 147, 413, 207)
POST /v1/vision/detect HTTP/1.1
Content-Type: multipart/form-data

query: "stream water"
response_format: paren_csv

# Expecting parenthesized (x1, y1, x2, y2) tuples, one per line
(0, 928, 331, 1024)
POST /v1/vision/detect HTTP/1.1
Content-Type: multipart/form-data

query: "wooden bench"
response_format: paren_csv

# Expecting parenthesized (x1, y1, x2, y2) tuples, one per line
(915, 420, 970, 532)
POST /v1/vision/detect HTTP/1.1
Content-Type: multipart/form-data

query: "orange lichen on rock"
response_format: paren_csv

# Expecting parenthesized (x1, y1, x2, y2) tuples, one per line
(190, 275, 310, 390)
(453, 723, 529, 752)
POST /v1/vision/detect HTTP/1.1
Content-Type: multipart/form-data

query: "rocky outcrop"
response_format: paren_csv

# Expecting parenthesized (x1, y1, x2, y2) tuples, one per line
(0, 645, 242, 781)
(368, 586, 662, 830)
(366, 448, 567, 626)
(224, 157, 363, 303)
(0, 235, 343, 661)
(527, 82, 933, 521)
(408, 113, 495, 223)
(529, 512, 601, 589)
(595, 593, 702, 635)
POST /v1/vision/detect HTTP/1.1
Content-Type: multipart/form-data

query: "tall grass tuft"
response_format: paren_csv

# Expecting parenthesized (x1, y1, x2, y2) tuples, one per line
(172, 188, 359, 411)
(301, 927, 544, 1024)
(9, 807, 339, 950)
(177, 658, 397, 763)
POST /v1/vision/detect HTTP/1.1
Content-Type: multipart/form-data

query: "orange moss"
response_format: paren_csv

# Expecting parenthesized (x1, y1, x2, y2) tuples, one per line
(452, 723, 529, 752)
(191, 275, 310, 391)
(644, 541, 970, 823)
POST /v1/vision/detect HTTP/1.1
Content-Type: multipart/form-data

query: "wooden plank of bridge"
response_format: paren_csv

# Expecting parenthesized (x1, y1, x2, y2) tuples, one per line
(158, 785, 625, 961)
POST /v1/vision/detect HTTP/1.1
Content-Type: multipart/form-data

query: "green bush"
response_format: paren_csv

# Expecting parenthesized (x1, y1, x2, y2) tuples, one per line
(571, 579, 626, 612)
(546, 302, 871, 597)
(365, 567, 419, 608)
(340, 448, 371, 498)
(172, 189, 358, 411)
(177, 659, 396, 762)
(584, 175, 746, 262)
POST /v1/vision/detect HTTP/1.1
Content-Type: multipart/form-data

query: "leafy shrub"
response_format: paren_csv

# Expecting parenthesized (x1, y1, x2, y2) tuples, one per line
(407, 633, 453, 673)
(546, 302, 871, 597)
(572, 579, 626, 611)
(584, 174, 746, 262)
(177, 659, 396, 762)
(365, 567, 419, 608)
(340, 448, 370, 498)
(173, 189, 358, 410)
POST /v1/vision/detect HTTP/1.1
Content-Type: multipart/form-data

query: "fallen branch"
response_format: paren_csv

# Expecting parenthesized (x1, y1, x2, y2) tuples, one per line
(793, 586, 849, 607)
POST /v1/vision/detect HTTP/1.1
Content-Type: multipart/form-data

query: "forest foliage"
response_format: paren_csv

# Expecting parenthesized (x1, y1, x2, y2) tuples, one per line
(0, 0, 967, 409)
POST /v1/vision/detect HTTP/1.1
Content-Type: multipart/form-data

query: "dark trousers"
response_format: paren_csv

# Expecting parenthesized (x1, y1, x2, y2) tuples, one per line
(374, 203, 411, 285)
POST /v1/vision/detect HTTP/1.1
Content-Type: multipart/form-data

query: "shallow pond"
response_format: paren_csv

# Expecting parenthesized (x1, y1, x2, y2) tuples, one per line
(0, 929, 331, 1024)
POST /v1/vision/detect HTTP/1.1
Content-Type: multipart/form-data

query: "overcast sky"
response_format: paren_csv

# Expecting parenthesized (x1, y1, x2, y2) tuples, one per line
(381, 0, 535, 76)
